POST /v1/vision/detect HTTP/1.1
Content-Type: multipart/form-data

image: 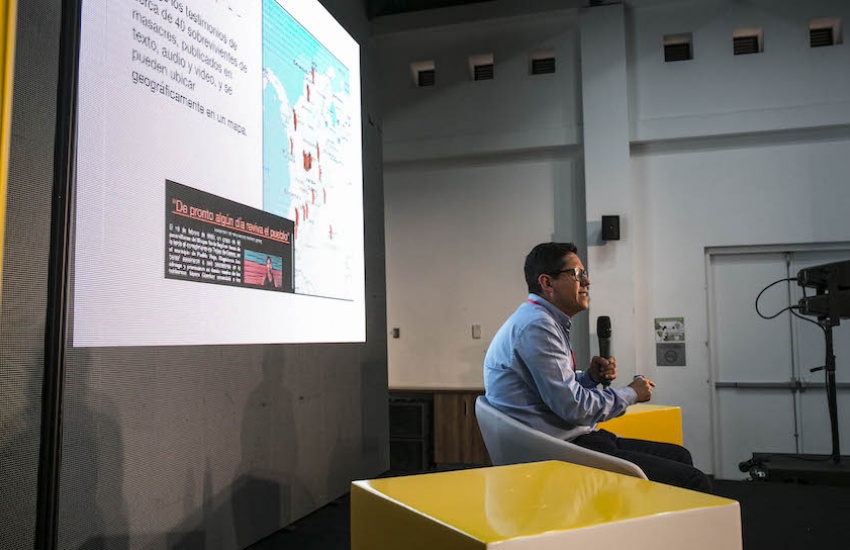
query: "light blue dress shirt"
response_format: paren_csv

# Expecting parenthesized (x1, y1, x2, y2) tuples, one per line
(484, 294, 637, 441)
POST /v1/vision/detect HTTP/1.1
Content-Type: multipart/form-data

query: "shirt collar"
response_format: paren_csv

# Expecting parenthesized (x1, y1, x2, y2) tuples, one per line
(527, 293, 572, 330)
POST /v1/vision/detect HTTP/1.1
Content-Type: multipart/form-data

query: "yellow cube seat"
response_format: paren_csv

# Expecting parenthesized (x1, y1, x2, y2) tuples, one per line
(352, 461, 740, 550)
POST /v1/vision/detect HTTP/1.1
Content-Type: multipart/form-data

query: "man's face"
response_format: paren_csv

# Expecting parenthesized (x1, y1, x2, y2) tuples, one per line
(542, 252, 590, 317)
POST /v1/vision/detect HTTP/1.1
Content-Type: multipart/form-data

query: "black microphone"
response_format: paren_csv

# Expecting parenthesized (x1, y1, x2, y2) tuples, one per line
(597, 316, 612, 387)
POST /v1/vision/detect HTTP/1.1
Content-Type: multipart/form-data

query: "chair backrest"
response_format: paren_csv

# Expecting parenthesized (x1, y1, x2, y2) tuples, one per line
(475, 395, 647, 479)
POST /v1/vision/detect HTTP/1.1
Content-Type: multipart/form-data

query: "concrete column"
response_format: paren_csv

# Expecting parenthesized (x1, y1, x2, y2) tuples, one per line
(579, 4, 638, 375)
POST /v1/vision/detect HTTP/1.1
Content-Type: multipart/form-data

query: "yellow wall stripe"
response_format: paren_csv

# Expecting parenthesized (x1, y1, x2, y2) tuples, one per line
(0, 0, 17, 298)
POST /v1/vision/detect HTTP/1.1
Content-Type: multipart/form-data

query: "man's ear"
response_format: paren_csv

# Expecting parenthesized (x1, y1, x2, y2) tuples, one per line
(538, 273, 552, 293)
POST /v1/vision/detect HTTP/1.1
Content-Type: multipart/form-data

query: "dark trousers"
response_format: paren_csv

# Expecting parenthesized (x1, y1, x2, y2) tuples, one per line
(572, 429, 713, 493)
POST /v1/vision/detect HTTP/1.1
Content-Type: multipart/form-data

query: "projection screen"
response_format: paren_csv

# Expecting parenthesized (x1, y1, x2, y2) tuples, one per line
(74, 0, 364, 346)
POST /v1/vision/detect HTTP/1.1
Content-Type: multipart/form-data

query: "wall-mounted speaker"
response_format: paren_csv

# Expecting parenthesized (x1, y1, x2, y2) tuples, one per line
(601, 215, 620, 241)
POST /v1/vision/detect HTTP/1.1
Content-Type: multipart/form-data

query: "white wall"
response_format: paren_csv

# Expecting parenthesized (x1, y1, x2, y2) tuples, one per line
(385, 155, 583, 388)
(376, 9, 581, 161)
(578, 0, 850, 473)
(378, 0, 850, 473)
(378, 6, 587, 390)
(631, 0, 850, 140)
(631, 132, 850, 471)
(625, 0, 850, 471)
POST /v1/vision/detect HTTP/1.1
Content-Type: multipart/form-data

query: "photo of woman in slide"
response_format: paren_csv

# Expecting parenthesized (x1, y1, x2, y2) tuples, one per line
(263, 256, 277, 288)
(243, 250, 284, 290)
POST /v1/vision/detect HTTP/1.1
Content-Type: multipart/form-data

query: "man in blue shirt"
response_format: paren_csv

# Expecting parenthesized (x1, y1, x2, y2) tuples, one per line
(484, 242, 711, 492)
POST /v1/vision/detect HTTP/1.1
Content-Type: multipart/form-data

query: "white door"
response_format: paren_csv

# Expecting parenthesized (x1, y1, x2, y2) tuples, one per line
(708, 246, 850, 479)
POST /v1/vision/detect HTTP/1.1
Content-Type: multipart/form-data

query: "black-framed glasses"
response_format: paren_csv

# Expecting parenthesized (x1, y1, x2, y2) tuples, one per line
(555, 268, 589, 282)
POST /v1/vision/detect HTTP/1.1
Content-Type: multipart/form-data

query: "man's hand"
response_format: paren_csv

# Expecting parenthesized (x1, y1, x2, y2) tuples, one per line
(589, 355, 617, 385)
(628, 376, 656, 402)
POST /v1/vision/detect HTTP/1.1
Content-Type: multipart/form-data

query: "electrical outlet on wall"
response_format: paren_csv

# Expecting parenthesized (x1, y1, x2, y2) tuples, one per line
(472, 324, 481, 339)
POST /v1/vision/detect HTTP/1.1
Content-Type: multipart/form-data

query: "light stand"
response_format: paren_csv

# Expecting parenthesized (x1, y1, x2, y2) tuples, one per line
(814, 315, 841, 463)
(739, 259, 850, 485)
(800, 262, 850, 464)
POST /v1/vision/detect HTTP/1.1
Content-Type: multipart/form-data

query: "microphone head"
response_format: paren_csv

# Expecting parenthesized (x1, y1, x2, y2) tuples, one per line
(597, 316, 611, 338)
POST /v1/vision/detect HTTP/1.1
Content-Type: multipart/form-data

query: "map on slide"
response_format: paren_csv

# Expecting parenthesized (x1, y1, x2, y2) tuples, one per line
(262, 0, 355, 300)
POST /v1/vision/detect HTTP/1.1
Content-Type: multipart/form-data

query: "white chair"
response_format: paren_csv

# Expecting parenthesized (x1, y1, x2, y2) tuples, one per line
(475, 395, 647, 479)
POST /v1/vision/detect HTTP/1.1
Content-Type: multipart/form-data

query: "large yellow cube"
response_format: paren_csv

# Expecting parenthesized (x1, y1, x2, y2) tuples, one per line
(352, 461, 740, 550)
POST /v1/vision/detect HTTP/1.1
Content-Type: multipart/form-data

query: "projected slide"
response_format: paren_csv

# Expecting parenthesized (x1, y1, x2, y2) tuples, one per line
(74, 0, 364, 346)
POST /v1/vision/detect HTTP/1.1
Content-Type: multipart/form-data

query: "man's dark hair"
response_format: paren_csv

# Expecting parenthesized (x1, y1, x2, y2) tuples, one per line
(524, 242, 578, 294)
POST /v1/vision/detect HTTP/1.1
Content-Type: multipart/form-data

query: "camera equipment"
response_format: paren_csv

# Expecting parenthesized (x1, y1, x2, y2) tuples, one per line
(796, 259, 850, 464)
(743, 259, 850, 484)
(797, 259, 850, 322)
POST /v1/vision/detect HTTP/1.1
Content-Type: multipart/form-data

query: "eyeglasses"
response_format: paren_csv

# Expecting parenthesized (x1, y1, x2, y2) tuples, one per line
(555, 268, 589, 282)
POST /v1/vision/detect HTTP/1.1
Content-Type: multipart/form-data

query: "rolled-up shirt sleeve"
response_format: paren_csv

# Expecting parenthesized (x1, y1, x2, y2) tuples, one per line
(514, 316, 636, 426)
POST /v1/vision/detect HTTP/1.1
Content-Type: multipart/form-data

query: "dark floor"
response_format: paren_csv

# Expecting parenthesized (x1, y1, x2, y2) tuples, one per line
(250, 474, 850, 550)
(248, 494, 351, 550)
